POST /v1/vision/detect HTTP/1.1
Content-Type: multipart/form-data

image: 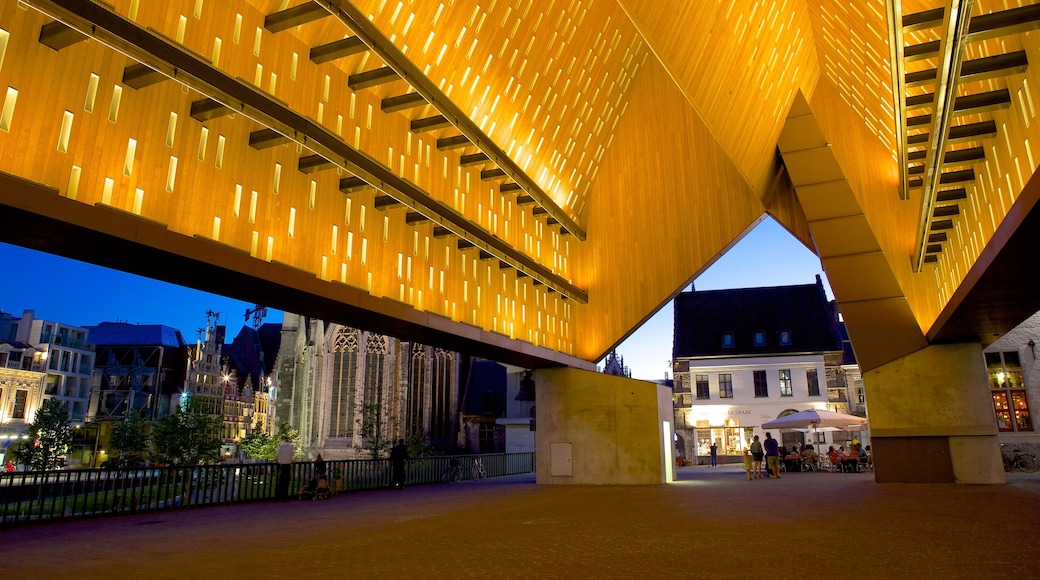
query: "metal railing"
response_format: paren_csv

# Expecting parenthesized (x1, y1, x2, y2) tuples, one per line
(0, 452, 535, 527)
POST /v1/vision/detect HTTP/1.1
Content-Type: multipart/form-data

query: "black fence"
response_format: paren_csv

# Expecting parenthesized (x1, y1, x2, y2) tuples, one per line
(0, 452, 535, 526)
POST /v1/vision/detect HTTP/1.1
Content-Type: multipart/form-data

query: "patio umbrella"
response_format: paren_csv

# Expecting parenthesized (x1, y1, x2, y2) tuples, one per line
(761, 408, 867, 430)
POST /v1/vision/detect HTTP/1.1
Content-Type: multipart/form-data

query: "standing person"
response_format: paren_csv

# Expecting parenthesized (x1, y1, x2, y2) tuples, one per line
(742, 449, 753, 481)
(275, 436, 295, 501)
(749, 435, 764, 479)
(763, 432, 781, 479)
(709, 441, 719, 468)
(314, 453, 326, 478)
(390, 438, 409, 489)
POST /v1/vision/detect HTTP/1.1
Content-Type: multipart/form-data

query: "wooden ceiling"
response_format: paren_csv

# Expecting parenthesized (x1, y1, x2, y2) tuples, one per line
(2, 0, 1039, 369)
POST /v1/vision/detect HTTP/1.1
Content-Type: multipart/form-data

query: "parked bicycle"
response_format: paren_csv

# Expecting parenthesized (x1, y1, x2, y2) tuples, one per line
(471, 456, 486, 480)
(441, 457, 463, 483)
(1000, 444, 1038, 473)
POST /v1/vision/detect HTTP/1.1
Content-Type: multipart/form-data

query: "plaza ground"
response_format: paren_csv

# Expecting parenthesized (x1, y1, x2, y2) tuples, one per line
(6, 466, 1040, 579)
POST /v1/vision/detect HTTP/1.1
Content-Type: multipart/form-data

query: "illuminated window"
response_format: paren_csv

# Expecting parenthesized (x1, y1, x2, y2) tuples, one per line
(986, 351, 1032, 432)
(779, 369, 793, 396)
(779, 330, 792, 346)
(753, 331, 766, 347)
(721, 332, 734, 348)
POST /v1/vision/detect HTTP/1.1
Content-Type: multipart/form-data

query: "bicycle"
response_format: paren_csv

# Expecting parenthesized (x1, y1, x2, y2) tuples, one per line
(471, 456, 486, 480)
(441, 459, 463, 483)
(1000, 444, 1039, 473)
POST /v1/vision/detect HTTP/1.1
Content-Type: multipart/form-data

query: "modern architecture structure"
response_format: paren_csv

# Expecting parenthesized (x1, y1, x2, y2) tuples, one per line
(2, 1, 1039, 483)
(983, 310, 1039, 455)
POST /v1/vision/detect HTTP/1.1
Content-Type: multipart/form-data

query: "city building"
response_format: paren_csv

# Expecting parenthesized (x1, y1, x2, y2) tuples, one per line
(671, 278, 851, 464)
(0, 320, 45, 462)
(220, 323, 279, 442)
(601, 350, 632, 378)
(0, 310, 95, 424)
(275, 312, 481, 459)
(983, 311, 1039, 456)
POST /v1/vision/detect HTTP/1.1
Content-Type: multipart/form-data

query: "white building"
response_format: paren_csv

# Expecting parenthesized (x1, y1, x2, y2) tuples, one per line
(672, 278, 862, 465)
(0, 310, 95, 423)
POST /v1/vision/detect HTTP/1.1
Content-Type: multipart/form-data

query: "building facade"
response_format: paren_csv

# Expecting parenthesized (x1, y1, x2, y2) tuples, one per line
(672, 279, 856, 464)
(982, 311, 1039, 457)
(275, 312, 477, 459)
(0, 310, 95, 423)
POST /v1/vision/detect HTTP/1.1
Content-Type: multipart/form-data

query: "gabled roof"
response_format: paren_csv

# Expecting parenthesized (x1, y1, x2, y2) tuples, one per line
(85, 322, 186, 349)
(673, 278, 840, 359)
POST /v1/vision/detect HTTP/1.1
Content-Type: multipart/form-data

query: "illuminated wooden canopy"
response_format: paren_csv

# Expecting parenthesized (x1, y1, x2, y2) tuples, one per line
(0, 0, 1037, 372)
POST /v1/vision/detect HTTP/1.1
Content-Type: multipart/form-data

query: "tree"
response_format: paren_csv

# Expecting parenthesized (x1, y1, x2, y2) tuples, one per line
(267, 421, 304, 460)
(150, 397, 222, 465)
(239, 420, 273, 460)
(102, 410, 150, 468)
(355, 403, 393, 459)
(16, 398, 74, 471)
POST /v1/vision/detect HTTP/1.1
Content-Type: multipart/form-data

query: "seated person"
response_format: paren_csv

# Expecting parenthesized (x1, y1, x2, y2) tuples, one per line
(801, 445, 819, 464)
(827, 446, 841, 468)
(840, 447, 860, 472)
(856, 443, 869, 464)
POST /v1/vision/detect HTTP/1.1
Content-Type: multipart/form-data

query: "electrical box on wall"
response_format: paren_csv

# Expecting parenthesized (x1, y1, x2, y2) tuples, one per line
(550, 442, 572, 476)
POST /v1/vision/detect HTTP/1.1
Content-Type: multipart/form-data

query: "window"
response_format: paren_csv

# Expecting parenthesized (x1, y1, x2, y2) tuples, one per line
(695, 374, 710, 400)
(779, 369, 793, 396)
(753, 331, 766, 347)
(753, 370, 768, 397)
(722, 333, 734, 348)
(807, 368, 820, 396)
(778, 330, 791, 345)
(986, 351, 1032, 432)
(719, 373, 733, 398)
(12, 389, 27, 419)
(329, 328, 359, 437)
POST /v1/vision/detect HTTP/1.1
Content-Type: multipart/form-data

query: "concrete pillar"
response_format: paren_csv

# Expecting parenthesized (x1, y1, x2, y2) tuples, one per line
(535, 367, 674, 484)
(865, 343, 1005, 483)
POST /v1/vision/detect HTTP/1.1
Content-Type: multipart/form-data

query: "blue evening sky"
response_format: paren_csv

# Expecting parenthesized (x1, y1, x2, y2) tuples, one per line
(0, 216, 830, 376)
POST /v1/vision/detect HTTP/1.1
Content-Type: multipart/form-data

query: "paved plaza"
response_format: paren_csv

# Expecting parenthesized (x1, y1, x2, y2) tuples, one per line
(6, 467, 1040, 579)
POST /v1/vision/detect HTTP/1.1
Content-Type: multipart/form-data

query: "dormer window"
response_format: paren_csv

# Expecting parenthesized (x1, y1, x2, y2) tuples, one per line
(722, 332, 734, 348)
(779, 330, 791, 346)
(753, 331, 766, 347)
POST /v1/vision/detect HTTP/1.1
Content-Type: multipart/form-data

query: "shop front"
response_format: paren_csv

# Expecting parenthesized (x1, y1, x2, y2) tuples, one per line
(693, 419, 755, 465)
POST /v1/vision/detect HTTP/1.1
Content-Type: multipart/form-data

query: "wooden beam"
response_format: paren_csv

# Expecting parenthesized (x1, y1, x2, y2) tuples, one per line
(500, 182, 522, 193)
(190, 98, 234, 122)
(410, 115, 451, 133)
(265, 2, 329, 33)
(939, 169, 975, 185)
(38, 20, 86, 51)
(460, 152, 490, 167)
(249, 128, 291, 150)
(405, 211, 430, 225)
(480, 168, 508, 181)
(339, 176, 372, 193)
(516, 195, 536, 205)
(375, 195, 403, 210)
(433, 226, 451, 238)
(936, 188, 967, 202)
(122, 63, 166, 90)
(309, 36, 367, 64)
(380, 92, 426, 113)
(942, 147, 985, 165)
(347, 66, 399, 90)
(298, 154, 335, 173)
(932, 205, 961, 218)
(436, 134, 470, 151)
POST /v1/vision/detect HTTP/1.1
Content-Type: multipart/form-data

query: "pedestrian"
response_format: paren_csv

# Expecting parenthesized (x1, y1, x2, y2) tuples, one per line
(749, 435, 764, 479)
(275, 435, 295, 501)
(764, 431, 781, 479)
(742, 449, 753, 481)
(390, 438, 408, 489)
(4, 460, 14, 473)
(314, 453, 326, 478)
(710, 440, 718, 468)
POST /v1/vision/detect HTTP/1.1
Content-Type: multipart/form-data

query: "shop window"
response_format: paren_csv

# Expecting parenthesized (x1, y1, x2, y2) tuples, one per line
(986, 351, 1032, 432)
(695, 374, 710, 400)
(779, 369, 793, 396)
(719, 373, 733, 398)
(753, 370, 768, 397)
(807, 369, 820, 396)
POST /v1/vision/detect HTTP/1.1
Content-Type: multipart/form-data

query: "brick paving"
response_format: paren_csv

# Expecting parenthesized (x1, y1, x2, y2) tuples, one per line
(6, 467, 1040, 579)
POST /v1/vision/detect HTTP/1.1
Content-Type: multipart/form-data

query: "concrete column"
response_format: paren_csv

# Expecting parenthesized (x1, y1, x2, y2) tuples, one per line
(865, 343, 1004, 483)
(535, 367, 674, 484)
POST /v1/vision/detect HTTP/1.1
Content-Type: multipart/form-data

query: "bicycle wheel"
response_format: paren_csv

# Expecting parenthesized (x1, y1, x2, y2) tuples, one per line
(1017, 454, 1039, 473)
